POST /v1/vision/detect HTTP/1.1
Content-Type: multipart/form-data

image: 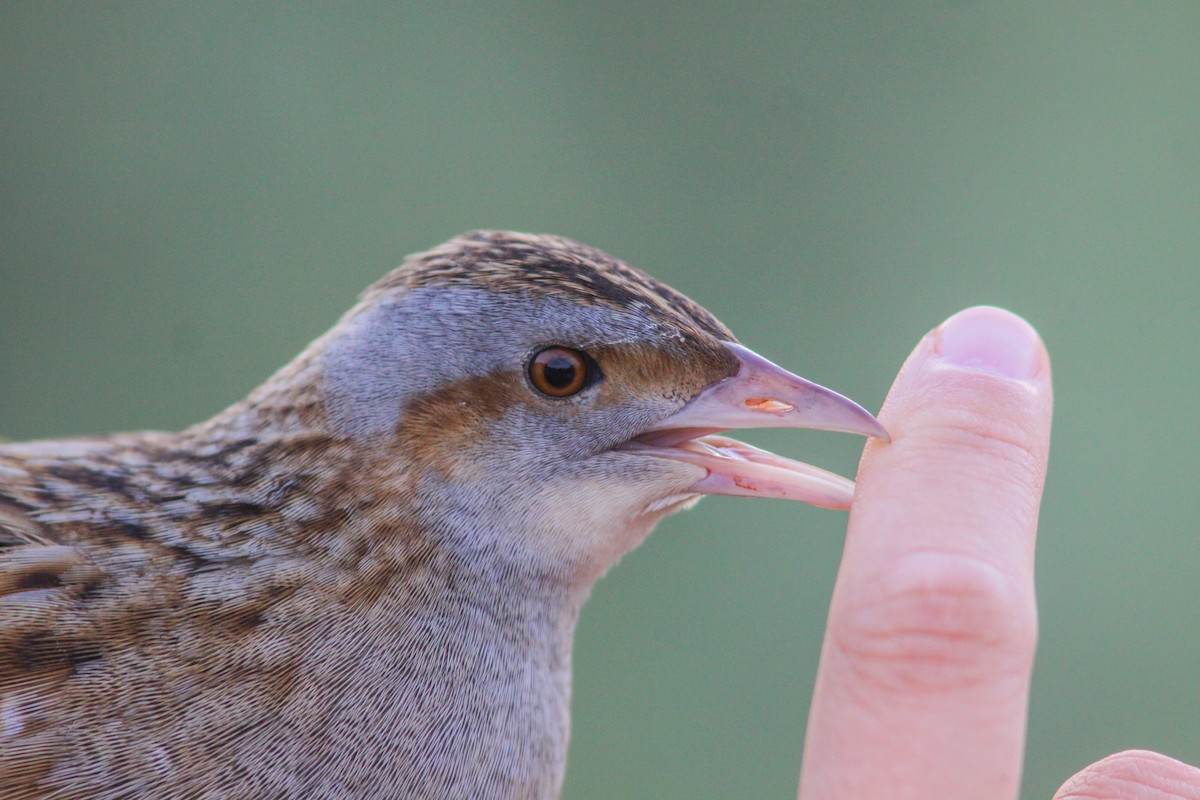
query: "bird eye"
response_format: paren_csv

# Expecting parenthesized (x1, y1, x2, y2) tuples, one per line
(529, 347, 590, 398)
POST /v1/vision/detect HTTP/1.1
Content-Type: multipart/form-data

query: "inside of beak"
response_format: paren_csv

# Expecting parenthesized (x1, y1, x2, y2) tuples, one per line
(623, 341, 889, 510)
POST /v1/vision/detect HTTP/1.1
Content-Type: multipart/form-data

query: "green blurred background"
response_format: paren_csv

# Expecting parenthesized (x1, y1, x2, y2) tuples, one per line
(2, 3, 1198, 797)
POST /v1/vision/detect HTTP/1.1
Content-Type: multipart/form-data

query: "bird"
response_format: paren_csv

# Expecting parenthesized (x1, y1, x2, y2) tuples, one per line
(0, 231, 887, 799)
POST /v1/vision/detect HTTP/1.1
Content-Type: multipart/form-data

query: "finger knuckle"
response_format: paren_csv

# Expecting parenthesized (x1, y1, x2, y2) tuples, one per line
(832, 551, 1037, 695)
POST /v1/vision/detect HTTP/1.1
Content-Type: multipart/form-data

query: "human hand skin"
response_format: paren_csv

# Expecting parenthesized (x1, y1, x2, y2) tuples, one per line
(798, 306, 1200, 800)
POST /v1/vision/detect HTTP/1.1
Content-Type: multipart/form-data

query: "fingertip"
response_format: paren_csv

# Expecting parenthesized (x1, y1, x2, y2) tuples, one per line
(865, 305, 1053, 461)
(932, 306, 1048, 382)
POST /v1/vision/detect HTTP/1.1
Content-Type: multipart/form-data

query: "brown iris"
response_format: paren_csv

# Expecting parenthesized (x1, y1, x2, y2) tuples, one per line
(529, 347, 589, 397)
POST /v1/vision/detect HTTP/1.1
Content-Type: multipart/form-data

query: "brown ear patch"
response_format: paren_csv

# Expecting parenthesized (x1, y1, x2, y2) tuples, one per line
(394, 370, 526, 479)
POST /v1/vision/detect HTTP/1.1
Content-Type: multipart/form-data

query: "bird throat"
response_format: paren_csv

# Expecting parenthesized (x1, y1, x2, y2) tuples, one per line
(290, 559, 585, 798)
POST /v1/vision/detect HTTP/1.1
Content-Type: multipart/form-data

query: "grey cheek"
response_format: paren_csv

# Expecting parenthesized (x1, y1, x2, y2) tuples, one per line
(321, 293, 516, 440)
(322, 299, 455, 440)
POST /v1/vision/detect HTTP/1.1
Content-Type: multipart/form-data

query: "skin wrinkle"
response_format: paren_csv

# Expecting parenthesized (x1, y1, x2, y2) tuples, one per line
(868, 435, 1044, 567)
(890, 379, 1045, 465)
(830, 550, 1038, 695)
(1055, 751, 1200, 800)
(860, 366, 1050, 574)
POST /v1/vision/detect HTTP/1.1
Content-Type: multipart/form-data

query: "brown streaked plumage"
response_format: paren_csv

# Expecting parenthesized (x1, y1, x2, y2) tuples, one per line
(369, 230, 732, 342)
(0, 231, 887, 798)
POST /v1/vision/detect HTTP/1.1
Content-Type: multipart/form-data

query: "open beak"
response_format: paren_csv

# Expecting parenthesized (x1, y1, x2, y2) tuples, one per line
(620, 342, 889, 510)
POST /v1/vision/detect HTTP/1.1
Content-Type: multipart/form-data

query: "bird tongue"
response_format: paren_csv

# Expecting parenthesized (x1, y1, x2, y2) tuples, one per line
(625, 341, 889, 510)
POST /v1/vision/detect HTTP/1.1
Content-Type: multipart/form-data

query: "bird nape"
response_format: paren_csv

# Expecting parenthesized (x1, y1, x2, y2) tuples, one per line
(0, 231, 887, 799)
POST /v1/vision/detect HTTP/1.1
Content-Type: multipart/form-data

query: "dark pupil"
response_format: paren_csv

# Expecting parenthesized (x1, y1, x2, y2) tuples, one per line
(543, 356, 578, 388)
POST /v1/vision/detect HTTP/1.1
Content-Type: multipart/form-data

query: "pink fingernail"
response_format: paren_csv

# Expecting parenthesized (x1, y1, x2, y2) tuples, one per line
(935, 306, 1042, 380)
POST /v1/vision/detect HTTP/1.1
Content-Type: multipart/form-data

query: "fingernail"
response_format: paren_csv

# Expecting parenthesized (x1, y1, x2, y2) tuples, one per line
(935, 306, 1042, 379)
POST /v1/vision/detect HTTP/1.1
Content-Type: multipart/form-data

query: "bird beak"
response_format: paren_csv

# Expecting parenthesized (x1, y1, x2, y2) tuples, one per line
(622, 342, 889, 510)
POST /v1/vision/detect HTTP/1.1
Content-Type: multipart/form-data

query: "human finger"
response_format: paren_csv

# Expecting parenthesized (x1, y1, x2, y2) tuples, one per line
(799, 307, 1053, 800)
(1054, 750, 1200, 800)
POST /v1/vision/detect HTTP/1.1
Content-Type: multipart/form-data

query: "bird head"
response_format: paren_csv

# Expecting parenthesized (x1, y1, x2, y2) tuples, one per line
(314, 231, 887, 584)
